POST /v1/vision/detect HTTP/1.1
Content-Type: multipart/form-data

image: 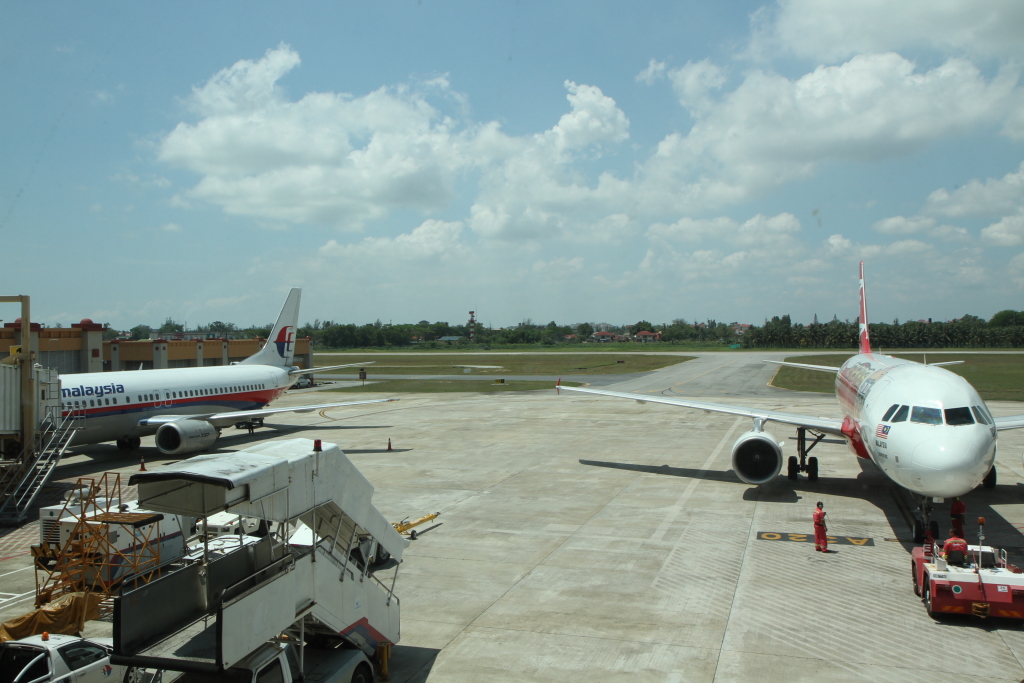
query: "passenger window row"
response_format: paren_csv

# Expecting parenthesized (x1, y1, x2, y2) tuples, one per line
(66, 383, 267, 409)
(881, 403, 992, 426)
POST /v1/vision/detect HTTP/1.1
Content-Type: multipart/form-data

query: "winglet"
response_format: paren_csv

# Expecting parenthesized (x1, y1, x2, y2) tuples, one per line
(858, 261, 872, 354)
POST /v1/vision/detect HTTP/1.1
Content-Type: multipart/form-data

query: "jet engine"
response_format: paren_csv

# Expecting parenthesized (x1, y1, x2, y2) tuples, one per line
(155, 419, 220, 455)
(731, 430, 783, 485)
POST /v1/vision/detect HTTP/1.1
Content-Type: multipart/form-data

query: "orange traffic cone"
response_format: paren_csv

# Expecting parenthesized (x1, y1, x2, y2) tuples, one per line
(139, 454, 147, 472)
(387, 438, 392, 452)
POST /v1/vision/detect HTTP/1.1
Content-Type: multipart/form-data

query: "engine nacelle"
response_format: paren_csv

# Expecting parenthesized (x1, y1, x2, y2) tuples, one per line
(731, 430, 783, 485)
(155, 419, 220, 455)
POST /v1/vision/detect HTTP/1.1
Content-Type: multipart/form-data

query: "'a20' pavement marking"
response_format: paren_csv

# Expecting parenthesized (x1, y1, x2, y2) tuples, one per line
(757, 531, 874, 546)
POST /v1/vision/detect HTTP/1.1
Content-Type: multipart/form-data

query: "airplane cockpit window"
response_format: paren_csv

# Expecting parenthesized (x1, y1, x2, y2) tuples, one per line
(881, 404, 899, 421)
(911, 406, 943, 425)
(891, 405, 909, 422)
(972, 406, 991, 425)
(945, 407, 974, 425)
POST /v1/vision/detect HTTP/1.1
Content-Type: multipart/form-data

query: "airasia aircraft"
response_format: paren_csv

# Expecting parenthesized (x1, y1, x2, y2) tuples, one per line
(558, 263, 1024, 540)
(59, 289, 392, 456)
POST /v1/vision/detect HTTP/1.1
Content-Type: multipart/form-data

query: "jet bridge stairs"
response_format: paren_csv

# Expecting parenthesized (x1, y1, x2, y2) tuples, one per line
(110, 438, 408, 675)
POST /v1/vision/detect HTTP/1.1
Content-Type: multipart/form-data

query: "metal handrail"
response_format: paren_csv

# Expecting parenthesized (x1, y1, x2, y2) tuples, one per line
(313, 539, 399, 604)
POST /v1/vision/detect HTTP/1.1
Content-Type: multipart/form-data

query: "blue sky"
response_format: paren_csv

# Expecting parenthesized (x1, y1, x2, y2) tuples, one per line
(3, 1, 1024, 331)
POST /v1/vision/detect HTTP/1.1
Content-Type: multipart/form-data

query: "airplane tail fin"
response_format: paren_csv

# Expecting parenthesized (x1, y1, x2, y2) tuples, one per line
(241, 288, 300, 367)
(858, 261, 872, 354)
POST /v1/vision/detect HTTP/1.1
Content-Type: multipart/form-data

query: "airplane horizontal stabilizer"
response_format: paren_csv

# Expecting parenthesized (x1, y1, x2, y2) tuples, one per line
(928, 360, 964, 367)
(290, 361, 375, 376)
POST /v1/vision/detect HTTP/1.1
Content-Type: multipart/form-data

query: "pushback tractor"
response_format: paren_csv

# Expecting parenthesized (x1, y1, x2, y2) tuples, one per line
(911, 517, 1024, 619)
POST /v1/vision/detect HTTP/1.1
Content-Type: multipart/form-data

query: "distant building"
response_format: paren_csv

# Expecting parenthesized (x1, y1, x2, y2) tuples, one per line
(593, 331, 616, 343)
(635, 330, 660, 343)
(438, 335, 464, 344)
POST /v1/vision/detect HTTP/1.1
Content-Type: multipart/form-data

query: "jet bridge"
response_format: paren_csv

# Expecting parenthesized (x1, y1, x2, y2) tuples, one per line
(111, 438, 408, 674)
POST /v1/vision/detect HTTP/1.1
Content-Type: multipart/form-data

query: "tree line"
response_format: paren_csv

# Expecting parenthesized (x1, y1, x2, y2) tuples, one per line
(109, 309, 1024, 350)
(742, 311, 1024, 349)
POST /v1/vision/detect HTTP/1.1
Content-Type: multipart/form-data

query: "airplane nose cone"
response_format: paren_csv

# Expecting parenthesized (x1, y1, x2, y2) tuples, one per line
(911, 435, 989, 497)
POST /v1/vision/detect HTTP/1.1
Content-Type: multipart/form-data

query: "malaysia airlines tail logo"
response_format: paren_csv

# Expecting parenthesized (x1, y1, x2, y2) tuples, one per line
(275, 326, 295, 358)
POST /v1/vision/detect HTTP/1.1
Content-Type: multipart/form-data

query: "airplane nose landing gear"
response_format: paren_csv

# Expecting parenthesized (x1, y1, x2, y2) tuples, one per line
(913, 496, 940, 543)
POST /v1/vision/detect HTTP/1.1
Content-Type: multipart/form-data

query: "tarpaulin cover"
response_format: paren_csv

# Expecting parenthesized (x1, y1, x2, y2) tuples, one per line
(0, 592, 103, 642)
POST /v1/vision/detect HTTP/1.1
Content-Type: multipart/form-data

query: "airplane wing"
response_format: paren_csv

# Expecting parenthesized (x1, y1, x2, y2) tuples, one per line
(138, 398, 399, 429)
(993, 415, 1024, 431)
(292, 361, 375, 375)
(763, 360, 840, 373)
(558, 384, 845, 436)
(928, 360, 965, 367)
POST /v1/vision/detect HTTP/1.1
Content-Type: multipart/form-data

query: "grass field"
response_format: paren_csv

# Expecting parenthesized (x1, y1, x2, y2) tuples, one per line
(772, 353, 1024, 401)
(326, 379, 580, 393)
(315, 353, 694, 376)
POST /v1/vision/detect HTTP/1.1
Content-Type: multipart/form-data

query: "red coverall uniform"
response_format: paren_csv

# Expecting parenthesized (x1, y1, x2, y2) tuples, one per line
(950, 498, 966, 538)
(943, 536, 968, 561)
(813, 508, 828, 551)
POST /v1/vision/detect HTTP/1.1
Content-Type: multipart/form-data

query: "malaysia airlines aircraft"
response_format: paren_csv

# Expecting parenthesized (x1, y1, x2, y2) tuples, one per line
(559, 263, 1024, 540)
(59, 289, 393, 457)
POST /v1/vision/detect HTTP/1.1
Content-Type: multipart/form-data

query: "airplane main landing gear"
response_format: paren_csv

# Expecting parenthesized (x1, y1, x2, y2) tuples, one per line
(787, 428, 824, 482)
(116, 436, 142, 450)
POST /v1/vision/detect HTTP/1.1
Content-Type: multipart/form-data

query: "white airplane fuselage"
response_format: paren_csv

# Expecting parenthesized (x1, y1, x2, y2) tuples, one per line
(59, 364, 291, 444)
(835, 352, 996, 498)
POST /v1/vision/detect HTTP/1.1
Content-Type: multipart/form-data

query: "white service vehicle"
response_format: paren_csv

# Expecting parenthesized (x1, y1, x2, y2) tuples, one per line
(158, 641, 373, 683)
(0, 633, 123, 683)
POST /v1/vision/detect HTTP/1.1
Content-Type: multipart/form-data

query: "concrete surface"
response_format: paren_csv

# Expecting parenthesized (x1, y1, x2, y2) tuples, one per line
(3, 352, 1024, 682)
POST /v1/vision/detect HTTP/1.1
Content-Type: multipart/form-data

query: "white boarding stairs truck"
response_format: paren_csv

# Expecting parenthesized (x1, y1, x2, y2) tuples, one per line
(109, 438, 408, 678)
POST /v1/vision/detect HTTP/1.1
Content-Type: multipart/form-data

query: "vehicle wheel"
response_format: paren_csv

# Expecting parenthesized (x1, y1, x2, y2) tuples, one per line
(923, 579, 935, 616)
(984, 466, 997, 489)
(351, 662, 374, 683)
(787, 456, 798, 481)
(129, 436, 142, 450)
(410, 529, 418, 540)
(913, 519, 925, 543)
(116, 438, 131, 451)
(928, 520, 939, 541)
(912, 561, 920, 596)
(124, 666, 162, 683)
(807, 457, 819, 482)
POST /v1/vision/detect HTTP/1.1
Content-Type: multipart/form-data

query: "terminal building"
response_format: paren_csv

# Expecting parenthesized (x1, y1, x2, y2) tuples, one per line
(0, 319, 315, 375)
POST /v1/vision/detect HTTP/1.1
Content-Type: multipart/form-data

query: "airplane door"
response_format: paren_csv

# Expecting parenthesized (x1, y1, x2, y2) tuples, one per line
(163, 389, 173, 407)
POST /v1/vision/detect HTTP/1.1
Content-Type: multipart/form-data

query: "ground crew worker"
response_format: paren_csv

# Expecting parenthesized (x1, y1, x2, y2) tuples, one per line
(813, 501, 829, 552)
(950, 496, 966, 538)
(942, 528, 968, 562)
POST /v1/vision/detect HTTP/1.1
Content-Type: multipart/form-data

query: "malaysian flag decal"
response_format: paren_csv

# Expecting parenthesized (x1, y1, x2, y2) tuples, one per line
(875, 424, 890, 439)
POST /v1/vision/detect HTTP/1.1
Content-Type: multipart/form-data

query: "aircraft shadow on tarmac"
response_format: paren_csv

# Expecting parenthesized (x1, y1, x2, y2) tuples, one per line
(389, 645, 440, 683)
(579, 457, 1024, 559)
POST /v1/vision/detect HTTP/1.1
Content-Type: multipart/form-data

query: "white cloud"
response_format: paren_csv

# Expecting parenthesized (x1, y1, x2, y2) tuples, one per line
(873, 216, 934, 234)
(319, 219, 465, 261)
(532, 256, 584, 274)
(547, 81, 630, 152)
(668, 60, 726, 114)
(651, 54, 1018, 204)
(924, 161, 1024, 217)
(761, 0, 1024, 63)
(160, 222, 182, 232)
(161, 45, 478, 227)
(981, 215, 1024, 246)
(636, 59, 666, 85)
